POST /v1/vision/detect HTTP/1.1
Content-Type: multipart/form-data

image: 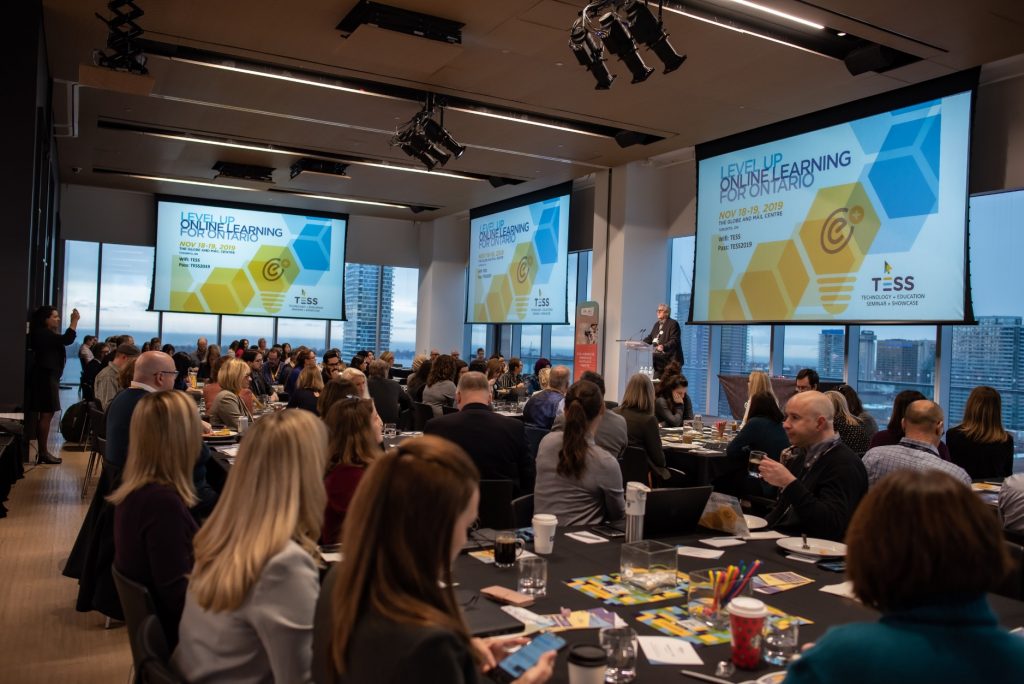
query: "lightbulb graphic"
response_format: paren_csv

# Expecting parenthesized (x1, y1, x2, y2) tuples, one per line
(507, 241, 539, 321)
(798, 183, 881, 315)
(247, 245, 299, 314)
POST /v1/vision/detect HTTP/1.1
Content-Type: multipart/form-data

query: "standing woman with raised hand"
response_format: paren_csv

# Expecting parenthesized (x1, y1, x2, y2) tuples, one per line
(27, 305, 80, 464)
(173, 410, 329, 683)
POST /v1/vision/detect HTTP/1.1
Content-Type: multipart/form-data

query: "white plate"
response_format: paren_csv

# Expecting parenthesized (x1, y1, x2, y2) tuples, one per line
(203, 430, 238, 440)
(776, 536, 847, 557)
(744, 514, 768, 530)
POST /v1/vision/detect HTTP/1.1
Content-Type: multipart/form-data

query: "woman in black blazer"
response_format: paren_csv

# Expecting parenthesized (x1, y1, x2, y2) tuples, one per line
(28, 305, 80, 464)
(614, 374, 670, 481)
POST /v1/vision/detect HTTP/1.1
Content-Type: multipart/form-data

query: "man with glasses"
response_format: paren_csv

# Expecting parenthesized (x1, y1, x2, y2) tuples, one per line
(643, 303, 683, 378)
(795, 368, 819, 393)
(243, 350, 277, 402)
(322, 349, 344, 385)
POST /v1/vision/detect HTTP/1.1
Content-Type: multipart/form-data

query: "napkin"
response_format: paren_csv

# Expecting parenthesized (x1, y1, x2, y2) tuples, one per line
(700, 537, 746, 548)
(638, 636, 704, 665)
(677, 545, 725, 559)
(565, 531, 609, 544)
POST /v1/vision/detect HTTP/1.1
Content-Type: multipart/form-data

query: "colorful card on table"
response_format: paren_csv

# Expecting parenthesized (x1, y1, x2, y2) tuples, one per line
(541, 607, 627, 631)
(565, 573, 690, 605)
(468, 549, 537, 565)
(752, 571, 814, 595)
(636, 604, 813, 646)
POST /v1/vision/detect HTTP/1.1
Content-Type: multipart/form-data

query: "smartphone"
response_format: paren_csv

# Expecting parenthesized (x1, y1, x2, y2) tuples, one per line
(489, 632, 566, 683)
(817, 559, 846, 573)
(593, 524, 626, 539)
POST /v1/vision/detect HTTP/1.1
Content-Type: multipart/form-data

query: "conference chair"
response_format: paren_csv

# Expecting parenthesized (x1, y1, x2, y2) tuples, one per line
(523, 425, 549, 462)
(137, 615, 186, 684)
(82, 404, 107, 499)
(995, 540, 1024, 601)
(412, 402, 434, 431)
(511, 494, 534, 529)
(619, 446, 653, 487)
(112, 566, 159, 681)
(477, 479, 515, 529)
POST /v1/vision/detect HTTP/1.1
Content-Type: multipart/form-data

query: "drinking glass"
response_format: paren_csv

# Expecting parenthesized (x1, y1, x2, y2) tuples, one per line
(748, 450, 767, 478)
(493, 531, 524, 568)
(763, 621, 800, 665)
(516, 557, 548, 597)
(687, 567, 729, 630)
(599, 627, 638, 683)
(384, 423, 397, 439)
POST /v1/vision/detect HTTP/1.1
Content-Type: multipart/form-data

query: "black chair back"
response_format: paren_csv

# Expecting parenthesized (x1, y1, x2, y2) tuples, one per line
(478, 479, 516, 529)
(398, 408, 414, 432)
(412, 402, 434, 431)
(89, 404, 107, 439)
(442, 405, 459, 416)
(137, 615, 186, 684)
(511, 494, 535, 529)
(524, 425, 549, 462)
(619, 446, 651, 486)
(995, 540, 1024, 601)
(111, 565, 158, 674)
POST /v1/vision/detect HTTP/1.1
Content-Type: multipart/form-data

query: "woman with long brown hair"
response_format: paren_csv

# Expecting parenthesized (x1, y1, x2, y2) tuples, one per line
(422, 353, 457, 417)
(321, 398, 383, 545)
(947, 385, 1014, 479)
(312, 436, 554, 683)
(615, 373, 671, 481)
(534, 380, 625, 526)
(826, 390, 872, 456)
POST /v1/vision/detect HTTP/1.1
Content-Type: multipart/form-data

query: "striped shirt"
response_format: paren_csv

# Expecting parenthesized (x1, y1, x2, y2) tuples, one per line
(862, 437, 971, 487)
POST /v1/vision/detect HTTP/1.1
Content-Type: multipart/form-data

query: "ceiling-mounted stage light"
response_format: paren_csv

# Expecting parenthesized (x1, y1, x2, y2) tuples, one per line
(391, 102, 464, 171)
(416, 112, 466, 159)
(569, 20, 616, 90)
(625, 2, 686, 74)
(93, 0, 149, 75)
(597, 11, 654, 83)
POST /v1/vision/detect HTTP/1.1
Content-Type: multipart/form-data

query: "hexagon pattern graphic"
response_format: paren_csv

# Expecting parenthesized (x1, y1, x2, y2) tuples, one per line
(507, 241, 539, 320)
(199, 267, 256, 314)
(868, 112, 941, 220)
(738, 239, 809, 320)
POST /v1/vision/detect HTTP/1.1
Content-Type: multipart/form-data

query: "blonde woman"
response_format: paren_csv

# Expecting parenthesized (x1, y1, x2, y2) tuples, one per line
(742, 370, 779, 423)
(173, 410, 329, 683)
(340, 367, 370, 399)
(208, 358, 254, 430)
(109, 390, 201, 648)
(537, 366, 551, 391)
(948, 386, 1015, 479)
(614, 373, 670, 480)
(826, 390, 871, 456)
(288, 365, 326, 414)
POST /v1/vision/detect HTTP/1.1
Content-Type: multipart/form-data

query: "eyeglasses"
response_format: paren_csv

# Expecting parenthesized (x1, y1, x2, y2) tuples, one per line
(155, 370, 178, 378)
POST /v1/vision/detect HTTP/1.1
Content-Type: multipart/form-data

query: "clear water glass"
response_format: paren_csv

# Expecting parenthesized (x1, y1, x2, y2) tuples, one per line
(763, 621, 800, 665)
(516, 556, 548, 597)
(599, 627, 638, 683)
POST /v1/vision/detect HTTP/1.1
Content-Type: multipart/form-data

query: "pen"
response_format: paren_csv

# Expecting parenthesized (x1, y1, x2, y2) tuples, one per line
(680, 669, 733, 684)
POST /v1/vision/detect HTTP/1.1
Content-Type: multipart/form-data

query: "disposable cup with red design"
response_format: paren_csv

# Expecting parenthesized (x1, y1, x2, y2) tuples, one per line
(728, 596, 767, 669)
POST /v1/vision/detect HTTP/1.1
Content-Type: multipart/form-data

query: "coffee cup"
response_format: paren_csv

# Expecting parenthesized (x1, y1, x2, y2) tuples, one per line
(728, 596, 767, 669)
(532, 514, 557, 554)
(567, 644, 606, 684)
(494, 531, 524, 568)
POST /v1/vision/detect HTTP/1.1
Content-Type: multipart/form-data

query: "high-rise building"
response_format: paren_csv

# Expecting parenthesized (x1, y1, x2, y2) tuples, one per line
(817, 329, 845, 380)
(858, 330, 877, 381)
(341, 264, 393, 359)
(676, 292, 709, 411)
(875, 339, 933, 385)
(949, 316, 1022, 427)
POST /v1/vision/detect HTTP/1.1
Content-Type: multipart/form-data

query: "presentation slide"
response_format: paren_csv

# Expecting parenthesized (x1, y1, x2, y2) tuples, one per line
(467, 185, 571, 324)
(693, 90, 971, 323)
(152, 198, 347, 320)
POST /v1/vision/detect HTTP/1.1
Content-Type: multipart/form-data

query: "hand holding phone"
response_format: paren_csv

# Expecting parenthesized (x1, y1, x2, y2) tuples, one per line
(488, 632, 565, 683)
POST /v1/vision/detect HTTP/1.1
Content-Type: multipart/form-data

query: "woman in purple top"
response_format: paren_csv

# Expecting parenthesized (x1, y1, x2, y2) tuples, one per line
(108, 390, 203, 647)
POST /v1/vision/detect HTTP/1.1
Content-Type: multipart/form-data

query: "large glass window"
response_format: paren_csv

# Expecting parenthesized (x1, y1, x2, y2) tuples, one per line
(161, 313, 217, 356)
(519, 325, 543, 370)
(220, 316, 273, 350)
(857, 325, 936, 425)
(98, 244, 158, 343)
(277, 318, 327, 356)
(783, 326, 845, 381)
(61, 241, 100, 382)
(390, 267, 418, 367)
(670, 236, 710, 414)
(718, 326, 770, 416)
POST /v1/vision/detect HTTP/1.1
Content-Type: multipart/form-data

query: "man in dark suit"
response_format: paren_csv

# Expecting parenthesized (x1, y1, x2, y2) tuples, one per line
(643, 303, 683, 377)
(424, 371, 533, 496)
(367, 359, 412, 426)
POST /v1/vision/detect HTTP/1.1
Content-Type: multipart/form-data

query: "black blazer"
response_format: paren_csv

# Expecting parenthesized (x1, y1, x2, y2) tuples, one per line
(368, 376, 413, 425)
(644, 317, 683, 366)
(424, 403, 533, 495)
(31, 327, 77, 373)
(615, 406, 670, 480)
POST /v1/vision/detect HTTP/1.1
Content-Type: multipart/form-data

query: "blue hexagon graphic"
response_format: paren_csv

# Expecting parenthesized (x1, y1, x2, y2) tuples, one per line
(291, 222, 331, 272)
(867, 113, 941, 220)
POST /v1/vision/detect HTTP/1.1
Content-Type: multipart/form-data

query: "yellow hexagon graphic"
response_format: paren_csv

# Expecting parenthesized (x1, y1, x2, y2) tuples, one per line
(507, 241, 539, 297)
(798, 182, 881, 276)
(708, 289, 744, 321)
(709, 235, 733, 291)
(486, 274, 513, 321)
(738, 240, 809, 320)
(199, 267, 256, 315)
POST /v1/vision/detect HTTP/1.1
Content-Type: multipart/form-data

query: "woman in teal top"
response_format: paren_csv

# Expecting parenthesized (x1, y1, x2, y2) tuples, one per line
(784, 469, 1024, 684)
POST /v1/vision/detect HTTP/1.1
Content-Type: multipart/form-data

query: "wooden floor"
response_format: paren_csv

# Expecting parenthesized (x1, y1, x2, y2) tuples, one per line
(0, 411, 132, 684)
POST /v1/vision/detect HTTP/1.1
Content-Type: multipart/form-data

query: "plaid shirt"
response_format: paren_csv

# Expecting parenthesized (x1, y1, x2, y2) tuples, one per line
(862, 437, 971, 487)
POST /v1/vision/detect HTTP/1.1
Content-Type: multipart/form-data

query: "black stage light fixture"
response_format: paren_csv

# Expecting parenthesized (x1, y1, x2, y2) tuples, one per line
(93, 0, 148, 75)
(289, 158, 350, 180)
(625, 2, 686, 74)
(598, 11, 654, 84)
(569, 21, 616, 90)
(417, 112, 466, 159)
(391, 103, 463, 171)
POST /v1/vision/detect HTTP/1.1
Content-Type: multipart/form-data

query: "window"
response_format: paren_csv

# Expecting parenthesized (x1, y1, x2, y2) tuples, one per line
(61, 241, 100, 382)
(161, 313, 217, 356)
(783, 326, 845, 381)
(98, 244, 158, 343)
(519, 325, 542, 370)
(669, 236, 710, 414)
(277, 319, 327, 356)
(390, 267, 418, 367)
(220, 316, 273, 350)
(858, 325, 935, 425)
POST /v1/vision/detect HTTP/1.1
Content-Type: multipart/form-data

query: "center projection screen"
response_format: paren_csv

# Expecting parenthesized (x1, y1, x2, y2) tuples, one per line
(467, 182, 571, 324)
(152, 197, 347, 320)
(692, 77, 974, 324)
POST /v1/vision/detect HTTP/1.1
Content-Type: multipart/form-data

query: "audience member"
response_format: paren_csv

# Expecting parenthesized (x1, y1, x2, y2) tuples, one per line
(534, 380, 625, 526)
(475, 347, 486, 361)
(209, 358, 255, 430)
(263, 347, 287, 385)
(188, 337, 208, 369)
(366, 359, 412, 426)
(422, 354, 457, 418)
(312, 437, 555, 684)
(81, 342, 108, 401)
(94, 343, 140, 410)
(947, 385, 1015, 479)
(784, 469, 1024, 683)
(795, 368, 819, 393)
(243, 350, 277, 401)
(999, 474, 1024, 537)
(174, 410, 328, 683)
(862, 401, 971, 487)
(161, 344, 176, 356)
(760, 391, 868, 541)
(836, 384, 877, 440)
(288, 365, 326, 414)
(321, 398, 383, 545)
(718, 391, 789, 497)
(349, 354, 368, 373)
(78, 334, 97, 369)
(526, 357, 551, 394)
(552, 371, 628, 459)
(317, 378, 360, 418)
(202, 355, 231, 408)
(429, 348, 441, 361)
(826, 390, 872, 456)
(537, 366, 551, 391)
(378, 351, 394, 370)
(256, 337, 268, 358)
(615, 373, 671, 481)
(743, 370, 780, 423)
(172, 352, 193, 391)
(496, 356, 526, 397)
(285, 348, 315, 394)
(467, 358, 488, 374)
(424, 372, 533, 496)
(523, 365, 570, 429)
(870, 390, 952, 460)
(197, 343, 220, 381)
(109, 391, 200, 647)
(322, 349, 344, 385)
(654, 373, 693, 426)
(340, 367, 369, 399)
(485, 358, 504, 396)
(406, 358, 431, 402)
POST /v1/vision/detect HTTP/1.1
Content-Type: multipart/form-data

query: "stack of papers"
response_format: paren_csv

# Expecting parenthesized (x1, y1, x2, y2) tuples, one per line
(753, 572, 814, 595)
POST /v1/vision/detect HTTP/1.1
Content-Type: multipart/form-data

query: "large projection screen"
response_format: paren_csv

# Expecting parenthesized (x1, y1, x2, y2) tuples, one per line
(467, 182, 571, 324)
(692, 73, 975, 325)
(152, 196, 347, 320)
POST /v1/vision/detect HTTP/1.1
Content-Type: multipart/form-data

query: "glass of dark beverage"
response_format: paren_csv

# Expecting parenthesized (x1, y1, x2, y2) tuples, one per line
(748, 450, 767, 478)
(493, 531, 524, 568)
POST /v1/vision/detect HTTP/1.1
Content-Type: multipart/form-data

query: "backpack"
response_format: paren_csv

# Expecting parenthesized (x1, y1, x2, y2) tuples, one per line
(60, 400, 91, 444)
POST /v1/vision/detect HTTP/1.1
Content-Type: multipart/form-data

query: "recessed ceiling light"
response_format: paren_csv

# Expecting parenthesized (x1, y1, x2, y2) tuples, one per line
(724, 0, 825, 30)
(117, 172, 261, 191)
(663, 6, 827, 56)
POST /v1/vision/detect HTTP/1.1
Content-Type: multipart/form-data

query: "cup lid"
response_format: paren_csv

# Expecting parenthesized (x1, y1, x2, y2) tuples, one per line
(567, 644, 607, 666)
(532, 514, 557, 524)
(728, 596, 767, 618)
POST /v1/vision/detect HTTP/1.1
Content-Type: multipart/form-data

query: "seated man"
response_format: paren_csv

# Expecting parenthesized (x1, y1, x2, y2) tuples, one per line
(862, 400, 970, 487)
(1000, 474, 1024, 537)
(93, 343, 140, 410)
(551, 371, 628, 459)
(760, 391, 868, 541)
(522, 365, 570, 430)
(423, 372, 533, 496)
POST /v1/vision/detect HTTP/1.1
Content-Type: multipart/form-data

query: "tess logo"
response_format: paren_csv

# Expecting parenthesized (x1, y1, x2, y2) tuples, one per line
(294, 289, 319, 305)
(871, 261, 915, 292)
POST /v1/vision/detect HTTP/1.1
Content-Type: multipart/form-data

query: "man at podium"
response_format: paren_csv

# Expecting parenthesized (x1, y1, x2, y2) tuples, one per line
(644, 303, 683, 377)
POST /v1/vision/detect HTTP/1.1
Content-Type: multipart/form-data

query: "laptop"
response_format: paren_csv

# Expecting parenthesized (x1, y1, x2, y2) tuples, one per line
(455, 588, 525, 637)
(607, 486, 713, 538)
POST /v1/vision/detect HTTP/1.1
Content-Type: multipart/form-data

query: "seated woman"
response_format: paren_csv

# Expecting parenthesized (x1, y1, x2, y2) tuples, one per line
(535, 380, 626, 526)
(288, 365, 326, 414)
(312, 436, 555, 684)
(614, 374, 670, 481)
(947, 385, 1015, 479)
(321, 398, 383, 545)
(201, 354, 230, 409)
(340, 367, 370, 400)
(826, 390, 872, 456)
(196, 344, 220, 382)
(837, 384, 877, 441)
(869, 389, 952, 460)
(208, 358, 254, 430)
(317, 378, 360, 419)
(173, 410, 329, 683)
(654, 373, 693, 426)
(743, 370, 779, 424)
(109, 390, 201, 648)
(366, 360, 411, 427)
(784, 469, 1024, 683)
(717, 391, 789, 498)
(405, 357, 431, 403)
(485, 358, 505, 398)
(526, 357, 550, 395)
(422, 354, 457, 418)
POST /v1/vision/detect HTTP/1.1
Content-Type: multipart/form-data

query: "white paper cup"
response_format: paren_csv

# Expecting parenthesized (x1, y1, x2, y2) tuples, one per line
(567, 645, 607, 684)
(532, 514, 557, 554)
